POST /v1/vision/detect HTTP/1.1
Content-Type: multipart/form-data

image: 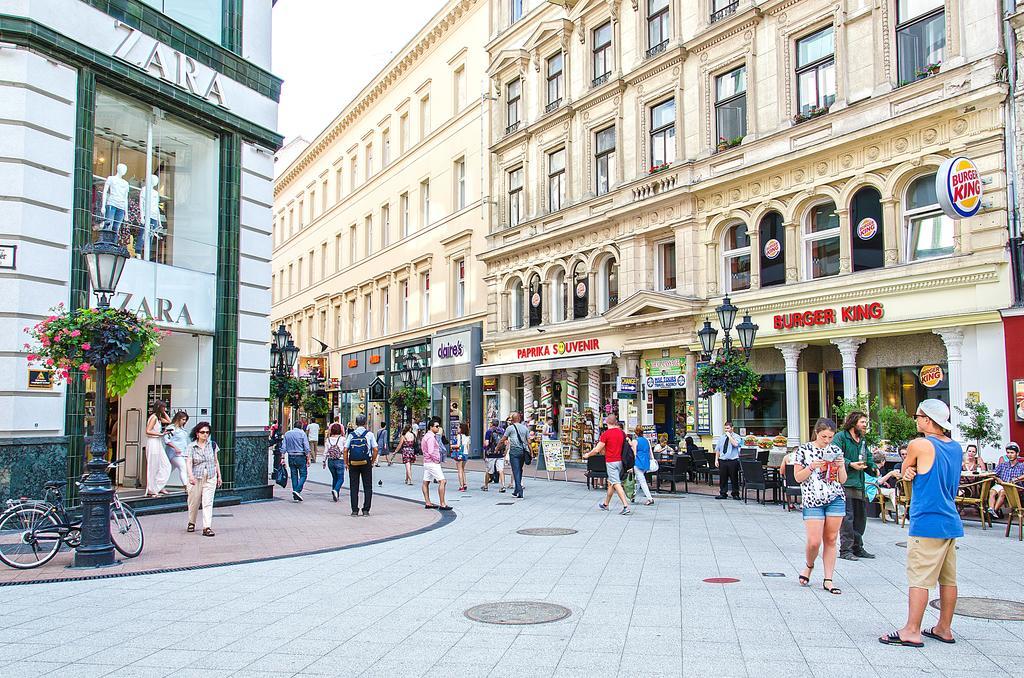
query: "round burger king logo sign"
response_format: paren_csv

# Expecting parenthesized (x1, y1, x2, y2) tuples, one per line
(919, 364, 945, 388)
(936, 156, 983, 219)
(763, 238, 782, 260)
(530, 292, 541, 307)
(575, 281, 587, 298)
(857, 217, 878, 241)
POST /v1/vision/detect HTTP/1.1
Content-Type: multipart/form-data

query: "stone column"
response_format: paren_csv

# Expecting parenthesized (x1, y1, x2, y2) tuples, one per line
(779, 343, 808, 448)
(831, 337, 866, 401)
(540, 371, 553, 415)
(587, 271, 598, 317)
(881, 199, 899, 267)
(934, 327, 966, 433)
(587, 366, 602, 414)
(539, 282, 550, 325)
(836, 207, 852, 275)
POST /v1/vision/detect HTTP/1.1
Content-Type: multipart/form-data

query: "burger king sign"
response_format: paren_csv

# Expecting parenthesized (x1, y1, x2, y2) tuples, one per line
(936, 156, 983, 219)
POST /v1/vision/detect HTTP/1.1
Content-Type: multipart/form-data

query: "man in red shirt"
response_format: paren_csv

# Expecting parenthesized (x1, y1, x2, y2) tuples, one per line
(584, 415, 631, 515)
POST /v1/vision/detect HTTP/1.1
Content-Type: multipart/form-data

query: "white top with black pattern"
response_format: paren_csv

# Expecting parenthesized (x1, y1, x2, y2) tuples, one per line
(794, 442, 846, 509)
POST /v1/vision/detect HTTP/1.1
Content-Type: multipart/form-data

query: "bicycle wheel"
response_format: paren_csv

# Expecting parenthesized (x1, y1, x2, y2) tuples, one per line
(0, 505, 62, 569)
(110, 501, 144, 558)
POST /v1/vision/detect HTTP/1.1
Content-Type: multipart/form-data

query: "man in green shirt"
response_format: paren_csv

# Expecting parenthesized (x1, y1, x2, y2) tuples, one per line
(835, 410, 876, 561)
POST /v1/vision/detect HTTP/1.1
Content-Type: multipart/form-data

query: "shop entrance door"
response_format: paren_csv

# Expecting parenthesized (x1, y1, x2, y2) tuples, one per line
(653, 390, 675, 443)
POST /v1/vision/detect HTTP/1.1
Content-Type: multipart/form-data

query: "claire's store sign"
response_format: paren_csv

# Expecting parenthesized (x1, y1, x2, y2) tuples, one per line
(774, 302, 884, 331)
(517, 338, 601, 360)
(431, 330, 472, 368)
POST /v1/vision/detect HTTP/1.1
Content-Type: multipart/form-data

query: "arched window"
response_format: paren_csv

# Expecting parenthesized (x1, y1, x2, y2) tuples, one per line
(758, 211, 785, 287)
(804, 202, 840, 279)
(905, 174, 953, 261)
(550, 268, 568, 323)
(509, 279, 524, 330)
(850, 186, 884, 271)
(598, 257, 619, 312)
(722, 223, 751, 292)
(572, 262, 589, 319)
(528, 274, 542, 327)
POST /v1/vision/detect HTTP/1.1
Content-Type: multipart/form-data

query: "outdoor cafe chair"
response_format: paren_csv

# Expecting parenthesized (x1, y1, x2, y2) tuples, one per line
(998, 481, 1024, 541)
(739, 458, 781, 505)
(756, 448, 770, 466)
(896, 478, 913, 528)
(656, 455, 690, 494)
(955, 475, 994, 529)
(585, 454, 607, 490)
(783, 463, 802, 512)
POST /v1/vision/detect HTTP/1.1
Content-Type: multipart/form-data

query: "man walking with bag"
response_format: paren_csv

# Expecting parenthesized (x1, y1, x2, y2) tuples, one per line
(482, 419, 506, 492)
(501, 412, 531, 499)
(584, 415, 631, 515)
(836, 410, 877, 561)
(344, 414, 378, 516)
(281, 421, 310, 501)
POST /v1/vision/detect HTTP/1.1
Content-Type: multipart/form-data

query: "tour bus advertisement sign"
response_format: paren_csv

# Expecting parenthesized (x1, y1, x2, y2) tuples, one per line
(517, 338, 601, 360)
(936, 156, 983, 219)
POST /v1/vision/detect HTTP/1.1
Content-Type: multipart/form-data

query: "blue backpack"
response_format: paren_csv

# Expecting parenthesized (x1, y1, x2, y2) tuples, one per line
(348, 430, 371, 465)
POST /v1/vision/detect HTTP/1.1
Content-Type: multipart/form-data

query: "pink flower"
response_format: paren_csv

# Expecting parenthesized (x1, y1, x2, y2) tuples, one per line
(79, 363, 91, 372)
(45, 358, 54, 366)
(27, 354, 36, 361)
(70, 329, 81, 337)
(81, 343, 91, 351)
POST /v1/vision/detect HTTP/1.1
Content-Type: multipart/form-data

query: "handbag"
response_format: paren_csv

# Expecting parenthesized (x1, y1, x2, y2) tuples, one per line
(273, 464, 288, 488)
(649, 456, 660, 473)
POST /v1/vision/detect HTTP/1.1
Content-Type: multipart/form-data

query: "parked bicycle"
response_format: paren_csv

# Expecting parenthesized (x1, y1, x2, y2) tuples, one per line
(0, 459, 144, 569)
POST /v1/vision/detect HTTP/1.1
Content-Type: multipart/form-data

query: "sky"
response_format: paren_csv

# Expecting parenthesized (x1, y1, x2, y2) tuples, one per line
(272, 0, 448, 144)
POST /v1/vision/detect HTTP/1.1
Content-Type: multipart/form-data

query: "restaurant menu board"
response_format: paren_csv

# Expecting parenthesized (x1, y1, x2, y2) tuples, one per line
(1015, 378, 1024, 422)
(641, 424, 657, 442)
(696, 397, 711, 435)
(541, 439, 566, 472)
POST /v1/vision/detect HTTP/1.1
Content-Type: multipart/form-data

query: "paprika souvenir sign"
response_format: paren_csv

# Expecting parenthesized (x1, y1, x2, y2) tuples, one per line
(936, 156, 983, 219)
(919, 364, 945, 388)
(856, 217, 878, 240)
(763, 238, 782, 260)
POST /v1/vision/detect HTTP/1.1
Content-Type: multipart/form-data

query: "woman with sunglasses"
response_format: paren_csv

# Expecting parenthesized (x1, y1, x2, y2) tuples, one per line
(185, 422, 222, 537)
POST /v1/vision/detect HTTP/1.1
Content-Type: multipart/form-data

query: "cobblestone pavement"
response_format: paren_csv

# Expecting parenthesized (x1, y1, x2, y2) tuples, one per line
(0, 462, 1022, 678)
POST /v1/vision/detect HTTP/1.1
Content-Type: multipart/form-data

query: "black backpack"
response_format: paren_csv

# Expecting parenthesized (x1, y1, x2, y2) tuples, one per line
(620, 438, 635, 472)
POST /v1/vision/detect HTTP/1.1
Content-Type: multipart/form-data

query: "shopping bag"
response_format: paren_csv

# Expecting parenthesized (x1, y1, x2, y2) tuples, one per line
(273, 464, 288, 488)
(623, 470, 636, 501)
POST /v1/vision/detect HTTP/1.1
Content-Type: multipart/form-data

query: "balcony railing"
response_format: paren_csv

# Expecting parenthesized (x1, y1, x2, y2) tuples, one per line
(592, 72, 610, 88)
(544, 98, 562, 114)
(505, 121, 521, 136)
(710, 1, 739, 23)
(645, 40, 668, 59)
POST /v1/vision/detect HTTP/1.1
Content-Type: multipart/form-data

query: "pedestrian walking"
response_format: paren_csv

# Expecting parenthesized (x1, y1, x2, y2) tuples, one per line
(145, 400, 172, 496)
(836, 410, 877, 561)
(163, 410, 190, 489)
(399, 424, 417, 485)
(281, 421, 310, 501)
(420, 419, 452, 510)
(377, 423, 393, 466)
(502, 412, 532, 499)
(344, 414, 377, 516)
(631, 425, 654, 505)
(306, 419, 320, 463)
(794, 418, 847, 595)
(452, 421, 470, 492)
(584, 415, 631, 514)
(185, 421, 221, 537)
(714, 421, 742, 500)
(482, 420, 506, 492)
(881, 399, 963, 648)
(322, 423, 345, 502)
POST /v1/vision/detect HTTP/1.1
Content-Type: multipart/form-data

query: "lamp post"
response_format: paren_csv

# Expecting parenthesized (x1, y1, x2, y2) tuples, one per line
(270, 325, 298, 470)
(74, 224, 129, 568)
(698, 296, 758, 422)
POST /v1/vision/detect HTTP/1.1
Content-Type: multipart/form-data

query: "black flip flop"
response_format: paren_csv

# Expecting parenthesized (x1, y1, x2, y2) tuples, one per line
(922, 628, 955, 644)
(879, 632, 924, 648)
(423, 504, 438, 509)
(438, 505, 453, 511)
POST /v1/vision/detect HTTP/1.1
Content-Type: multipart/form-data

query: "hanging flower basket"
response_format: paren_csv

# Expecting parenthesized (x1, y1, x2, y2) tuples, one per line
(24, 304, 165, 397)
(696, 352, 762, 407)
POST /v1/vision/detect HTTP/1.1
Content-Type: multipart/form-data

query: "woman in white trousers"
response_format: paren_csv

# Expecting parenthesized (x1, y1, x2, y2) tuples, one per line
(145, 400, 171, 496)
(163, 410, 191, 490)
(186, 421, 221, 537)
(631, 425, 655, 505)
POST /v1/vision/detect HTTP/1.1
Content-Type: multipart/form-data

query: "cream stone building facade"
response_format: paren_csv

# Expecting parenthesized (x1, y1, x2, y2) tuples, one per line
(479, 0, 1014, 458)
(271, 0, 490, 451)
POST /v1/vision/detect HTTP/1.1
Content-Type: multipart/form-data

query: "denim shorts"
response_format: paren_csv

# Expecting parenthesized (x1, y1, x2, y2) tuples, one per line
(802, 495, 846, 520)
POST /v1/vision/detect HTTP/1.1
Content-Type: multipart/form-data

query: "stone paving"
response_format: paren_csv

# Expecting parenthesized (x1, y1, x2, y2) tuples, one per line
(0, 462, 1022, 678)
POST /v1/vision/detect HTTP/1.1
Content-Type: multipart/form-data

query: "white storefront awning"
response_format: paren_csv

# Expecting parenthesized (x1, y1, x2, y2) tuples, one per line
(475, 352, 615, 377)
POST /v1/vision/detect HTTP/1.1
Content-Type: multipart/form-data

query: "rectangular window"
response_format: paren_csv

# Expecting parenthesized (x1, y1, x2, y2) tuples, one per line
(307, 250, 314, 286)
(647, 0, 670, 56)
(592, 22, 613, 86)
(309, 190, 316, 219)
(321, 178, 328, 212)
(897, 0, 945, 85)
(349, 225, 357, 265)
(334, 233, 342, 271)
(510, 0, 523, 24)
(421, 272, 431, 326)
(298, 199, 304, 228)
(335, 167, 343, 202)
(350, 156, 357, 191)
(365, 215, 373, 256)
(420, 95, 431, 139)
(454, 65, 467, 112)
(711, 0, 739, 23)
(506, 79, 522, 134)
(288, 264, 293, 295)
(348, 300, 356, 343)
(508, 167, 524, 227)
(546, 53, 563, 110)
(381, 129, 391, 167)
(400, 192, 410, 237)
(271, 274, 276, 302)
(381, 287, 390, 336)
(715, 66, 747, 145)
(455, 157, 466, 210)
(381, 204, 390, 248)
(365, 143, 374, 178)
(455, 258, 466, 318)
(659, 241, 676, 290)
(547, 148, 566, 212)
(420, 179, 430, 227)
(796, 27, 836, 117)
(140, 0, 221, 43)
(805, 202, 840, 279)
(364, 293, 373, 339)
(595, 126, 615, 196)
(297, 257, 303, 290)
(399, 113, 410, 153)
(320, 243, 327, 281)
(401, 280, 409, 330)
(650, 99, 676, 168)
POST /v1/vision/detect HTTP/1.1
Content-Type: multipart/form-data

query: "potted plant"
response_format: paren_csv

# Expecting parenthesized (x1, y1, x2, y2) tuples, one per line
(793, 105, 830, 125)
(914, 61, 942, 79)
(24, 304, 165, 397)
(955, 399, 1004, 454)
(696, 352, 761, 407)
(716, 135, 744, 152)
(877, 406, 919, 449)
(648, 162, 670, 175)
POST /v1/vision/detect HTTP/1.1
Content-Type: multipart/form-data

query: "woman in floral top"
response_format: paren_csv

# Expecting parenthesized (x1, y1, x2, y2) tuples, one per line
(793, 418, 848, 595)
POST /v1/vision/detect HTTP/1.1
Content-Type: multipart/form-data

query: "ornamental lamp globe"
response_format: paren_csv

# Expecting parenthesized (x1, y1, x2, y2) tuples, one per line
(698, 320, 718, 357)
(273, 324, 289, 351)
(82, 239, 129, 300)
(716, 296, 738, 332)
(283, 340, 299, 370)
(270, 344, 280, 370)
(736, 314, 758, 356)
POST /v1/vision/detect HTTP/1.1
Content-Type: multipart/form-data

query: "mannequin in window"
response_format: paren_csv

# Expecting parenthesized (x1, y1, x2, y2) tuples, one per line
(141, 174, 165, 245)
(101, 163, 129, 231)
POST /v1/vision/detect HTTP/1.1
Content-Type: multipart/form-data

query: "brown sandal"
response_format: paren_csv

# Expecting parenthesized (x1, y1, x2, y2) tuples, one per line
(202, 528, 215, 537)
(187, 523, 195, 533)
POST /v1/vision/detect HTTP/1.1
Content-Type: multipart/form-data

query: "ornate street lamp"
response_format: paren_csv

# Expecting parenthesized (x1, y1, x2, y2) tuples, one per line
(735, 314, 758, 358)
(698, 320, 719, 358)
(698, 297, 759, 428)
(74, 228, 129, 568)
(269, 328, 297, 470)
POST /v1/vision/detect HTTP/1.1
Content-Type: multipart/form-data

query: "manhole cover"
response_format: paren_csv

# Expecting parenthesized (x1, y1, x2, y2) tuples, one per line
(761, 572, 786, 578)
(517, 528, 578, 536)
(464, 601, 572, 625)
(703, 577, 740, 584)
(496, 502, 514, 505)
(931, 597, 1024, 621)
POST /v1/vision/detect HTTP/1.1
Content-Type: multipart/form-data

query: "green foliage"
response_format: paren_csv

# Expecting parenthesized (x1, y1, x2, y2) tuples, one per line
(302, 394, 329, 419)
(832, 395, 881, 447)
(270, 374, 306, 404)
(955, 399, 1004, 450)
(877, 406, 919, 448)
(696, 352, 761, 407)
(390, 386, 430, 415)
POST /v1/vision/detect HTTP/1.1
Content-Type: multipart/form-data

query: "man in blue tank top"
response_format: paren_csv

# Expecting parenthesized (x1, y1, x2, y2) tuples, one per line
(880, 399, 963, 648)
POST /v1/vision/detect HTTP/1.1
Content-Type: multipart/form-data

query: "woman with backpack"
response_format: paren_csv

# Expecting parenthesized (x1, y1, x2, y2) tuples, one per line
(322, 423, 345, 502)
(399, 424, 417, 485)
